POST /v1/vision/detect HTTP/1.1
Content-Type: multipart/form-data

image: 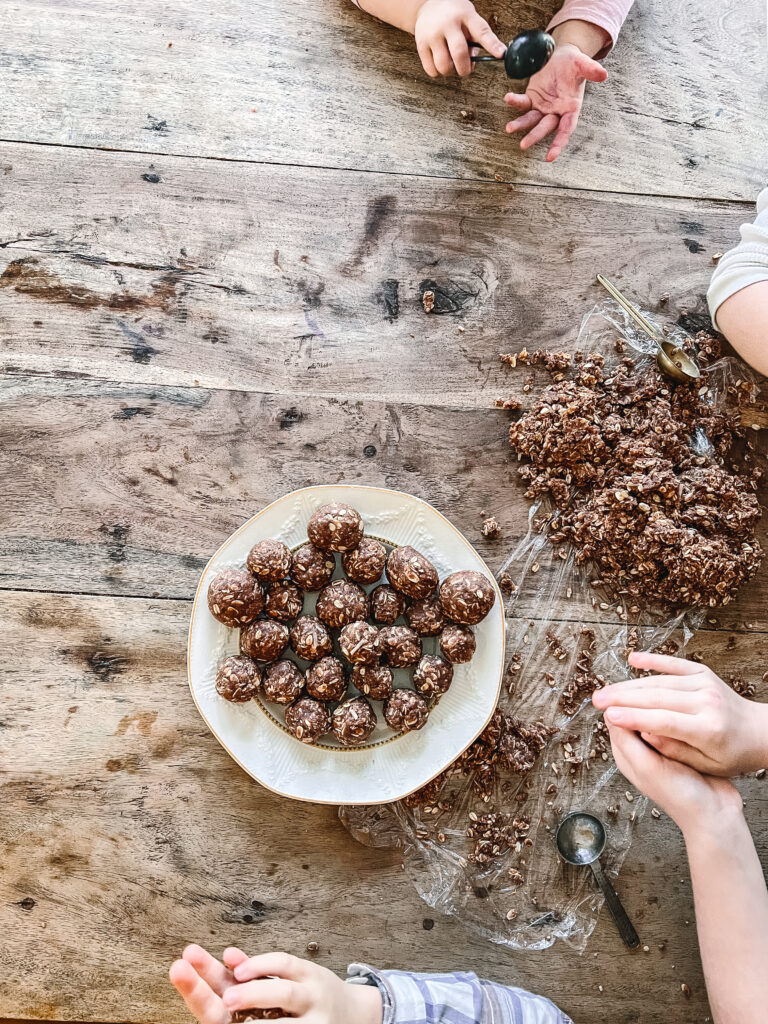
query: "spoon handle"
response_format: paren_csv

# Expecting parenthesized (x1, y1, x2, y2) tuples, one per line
(596, 274, 663, 344)
(467, 41, 503, 62)
(589, 859, 640, 949)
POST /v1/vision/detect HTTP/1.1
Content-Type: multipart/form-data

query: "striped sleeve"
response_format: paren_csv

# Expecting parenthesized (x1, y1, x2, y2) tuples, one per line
(346, 964, 573, 1024)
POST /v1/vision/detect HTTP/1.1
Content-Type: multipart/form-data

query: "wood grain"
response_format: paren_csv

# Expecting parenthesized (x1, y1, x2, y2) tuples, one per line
(0, 1, 764, 200)
(0, 589, 766, 1023)
(1, 373, 766, 631)
(0, 142, 759, 406)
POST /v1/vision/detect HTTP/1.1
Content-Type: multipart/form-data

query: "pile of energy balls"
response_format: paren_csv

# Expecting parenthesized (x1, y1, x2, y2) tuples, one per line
(207, 501, 497, 747)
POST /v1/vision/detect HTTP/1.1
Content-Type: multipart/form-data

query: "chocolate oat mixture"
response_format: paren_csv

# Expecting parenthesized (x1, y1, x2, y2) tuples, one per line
(505, 347, 764, 610)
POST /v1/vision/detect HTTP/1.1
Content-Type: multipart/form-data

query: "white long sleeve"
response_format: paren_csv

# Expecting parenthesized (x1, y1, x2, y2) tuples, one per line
(707, 188, 768, 330)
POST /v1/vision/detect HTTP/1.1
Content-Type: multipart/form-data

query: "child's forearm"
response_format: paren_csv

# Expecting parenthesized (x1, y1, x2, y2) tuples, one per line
(684, 809, 768, 1024)
(551, 19, 611, 58)
(353, 0, 426, 34)
(548, 0, 635, 58)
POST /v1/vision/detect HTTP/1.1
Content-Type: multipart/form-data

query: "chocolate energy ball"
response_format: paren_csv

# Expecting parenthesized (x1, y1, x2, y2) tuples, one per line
(231, 1011, 286, 1022)
(350, 664, 393, 701)
(290, 543, 336, 591)
(378, 625, 422, 668)
(207, 569, 264, 627)
(439, 570, 496, 626)
(307, 502, 364, 553)
(342, 538, 387, 584)
(285, 697, 332, 745)
(439, 623, 477, 664)
(413, 655, 453, 697)
(305, 656, 348, 702)
(386, 546, 439, 600)
(406, 595, 445, 637)
(315, 579, 369, 629)
(290, 615, 333, 661)
(246, 539, 292, 582)
(332, 696, 377, 747)
(370, 584, 406, 624)
(215, 655, 262, 702)
(339, 621, 380, 666)
(241, 619, 290, 662)
(265, 580, 304, 622)
(262, 660, 305, 705)
(384, 689, 430, 732)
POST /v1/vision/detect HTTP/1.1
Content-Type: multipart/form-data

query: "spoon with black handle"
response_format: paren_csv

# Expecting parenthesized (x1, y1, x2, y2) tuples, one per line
(469, 30, 555, 79)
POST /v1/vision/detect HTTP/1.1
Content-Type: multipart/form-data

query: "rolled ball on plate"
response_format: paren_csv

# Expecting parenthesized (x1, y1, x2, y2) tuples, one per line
(439, 570, 495, 625)
(246, 539, 292, 582)
(370, 584, 406, 624)
(406, 595, 444, 637)
(384, 688, 430, 732)
(386, 546, 439, 600)
(378, 625, 422, 668)
(241, 619, 290, 662)
(350, 663, 393, 700)
(413, 654, 453, 697)
(262, 659, 305, 704)
(305, 656, 348, 701)
(332, 696, 377, 746)
(307, 502, 364, 552)
(339, 620, 380, 666)
(264, 580, 304, 623)
(207, 569, 264, 627)
(439, 623, 476, 664)
(215, 655, 262, 702)
(290, 615, 333, 661)
(315, 579, 369, 629)
(285, 697, 332, 744)
(342, 537, 387, 584)
(289, 542, 336, 591)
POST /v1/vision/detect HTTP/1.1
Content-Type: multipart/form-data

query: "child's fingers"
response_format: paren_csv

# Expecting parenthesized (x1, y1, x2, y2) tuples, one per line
(467, 13, 506, 58)
(641, 732, 719, 774)
(233, 952, 309, 983)
(594, 685, 700, 714)
(223, 979, 307, 1016)
(575, 53, 608, 83)
(607, 721, 661, 781)
(603, 706, 702, 742)
(183, 945, 233, 997)
(628, 651, 702, 677)
(503, 92, 532, 112)
(430, 38, 455, 76)
(447, 30, 472, 76)
(546, 110, 579, 161)
(519, 113, 558, 150)
(223, 948, 249, 970)
(170, 960, 229, 1024)
(594, 675, 701, 708)
(417, 39, 438, 77)
(505, 110, 542, 134)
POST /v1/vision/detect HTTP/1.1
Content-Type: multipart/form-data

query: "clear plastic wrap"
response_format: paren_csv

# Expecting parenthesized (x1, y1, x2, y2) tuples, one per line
(340, 300, 763, 952)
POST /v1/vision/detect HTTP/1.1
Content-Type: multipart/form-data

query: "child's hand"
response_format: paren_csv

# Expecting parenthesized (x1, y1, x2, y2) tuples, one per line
(504, 43, 607, 161)
(607, 721, 744, 838)
(170, 946, 382, 1024)
(414, 0, 505, 78)
(593, 651, 768, 777)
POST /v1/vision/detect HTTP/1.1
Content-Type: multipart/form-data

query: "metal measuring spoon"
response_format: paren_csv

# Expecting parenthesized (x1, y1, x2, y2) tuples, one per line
(469, 30, 555, 79)
(597, 274, 700, 383)
(556, 811, 640, 949)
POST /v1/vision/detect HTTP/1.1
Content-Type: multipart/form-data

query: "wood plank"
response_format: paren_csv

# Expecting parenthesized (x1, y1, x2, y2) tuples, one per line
(0, 143, 759, 405)
(1, 590, 766, 1023)
(1, 374, 766, 632)
(0, 0, 763, 200)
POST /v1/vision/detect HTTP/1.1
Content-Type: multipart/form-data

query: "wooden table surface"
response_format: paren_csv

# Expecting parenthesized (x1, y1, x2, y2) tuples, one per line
(1, 2, 766, 1022)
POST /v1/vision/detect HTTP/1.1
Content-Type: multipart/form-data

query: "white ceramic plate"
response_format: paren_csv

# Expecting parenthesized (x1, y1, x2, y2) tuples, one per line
(187, 485, 505, 805)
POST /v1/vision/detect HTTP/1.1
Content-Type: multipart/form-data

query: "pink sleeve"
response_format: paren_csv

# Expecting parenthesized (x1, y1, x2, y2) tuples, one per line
(547, 0, 635, 57)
